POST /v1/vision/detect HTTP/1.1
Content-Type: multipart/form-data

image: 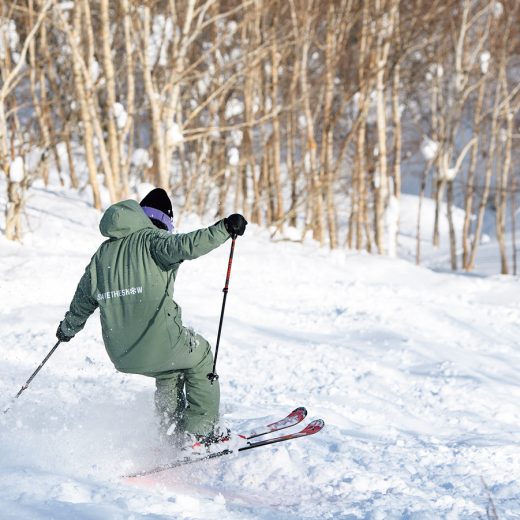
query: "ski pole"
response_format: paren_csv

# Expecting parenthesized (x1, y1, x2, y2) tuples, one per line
(2, 340, 61, 414)
(207, 234, 237, 383)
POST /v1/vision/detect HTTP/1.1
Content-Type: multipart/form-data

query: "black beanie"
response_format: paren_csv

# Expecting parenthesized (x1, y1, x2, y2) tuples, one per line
(140, 188, 173, 217)
(140, 188, 173, 231)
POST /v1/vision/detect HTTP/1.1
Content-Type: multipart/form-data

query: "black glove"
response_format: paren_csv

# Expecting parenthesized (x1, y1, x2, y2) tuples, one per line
(56, 321, 74, 342)
(224, 214, 248, 237)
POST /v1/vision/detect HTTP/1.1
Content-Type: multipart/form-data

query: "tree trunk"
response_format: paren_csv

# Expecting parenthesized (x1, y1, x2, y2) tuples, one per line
(462, 81, 485, 269)
(296, 0, 323, 244)
(5, 179, 25, 241)
(416, 160, 432, 265)
(446, 180, 457, 270)
(141, 5, 168, 189)
(100, 0, 123, 198)
(321, 2, 337, 249)
(119, 0, 135, 198)
(373, 0, 393, 255)
(270, 20, 283, 222)
(495, 45, 514, 275)
(467, 81, 502, 271)
(81, 0, 116, 203)
(71, 3, 101, 209)
(389, 44, 402, 258)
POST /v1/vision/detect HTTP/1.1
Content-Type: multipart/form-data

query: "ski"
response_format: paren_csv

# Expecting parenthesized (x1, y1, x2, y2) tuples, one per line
(124, 418, 325, 478)
(239, 419, 324, 450)
(240, 406, 308, 440)
(189, 406, 307, 451)
(189, 406, 308, 451)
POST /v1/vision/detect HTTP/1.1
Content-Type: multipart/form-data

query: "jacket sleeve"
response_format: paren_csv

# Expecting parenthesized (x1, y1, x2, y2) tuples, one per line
(61, 265, 99, 337)
(150, 219, 230, 270)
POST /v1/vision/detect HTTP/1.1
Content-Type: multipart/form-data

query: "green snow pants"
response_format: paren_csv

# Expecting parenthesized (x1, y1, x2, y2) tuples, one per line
(153, 332, 220, 438)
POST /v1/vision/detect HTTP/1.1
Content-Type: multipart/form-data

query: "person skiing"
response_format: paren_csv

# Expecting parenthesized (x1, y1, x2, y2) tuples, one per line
(55, 188, 247, 446)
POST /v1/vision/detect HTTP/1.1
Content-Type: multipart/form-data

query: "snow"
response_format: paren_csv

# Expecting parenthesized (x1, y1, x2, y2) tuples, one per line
(166, 122, 184, 146)
(230, 130, 243, 147)
(385, 193, 399, 258)
(197, 77, 210, 97)
(480, 52, 491, 75)
(228, 147, 240, 166)
(113, 103, 128, 130)
(8, 157, 24, 183)
(131, 148, 152, 169)
(0, 17, 19, 62)
(154, 16, 174, 68)
(225, 99, 245, 120)
(1, 184, 520, 519)
(227, 20, 238, 35)
(427, 63, 444, 79)
(90, 59, 100, 83)
(445, 167, 457, 182)
(55, 1, 74, 11)
(493, 2, 504, 18)
(420, 136, 438, 162)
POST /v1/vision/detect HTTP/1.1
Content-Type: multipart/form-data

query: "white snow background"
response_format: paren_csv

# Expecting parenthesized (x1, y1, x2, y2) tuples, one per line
(1, 180, 520, 519)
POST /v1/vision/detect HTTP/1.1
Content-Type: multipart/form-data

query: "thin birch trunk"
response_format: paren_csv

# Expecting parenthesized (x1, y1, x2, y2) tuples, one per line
(467, 81, 502, 271)
(321, 2, 337, 249)
(119, 0, 135, 198)
(416, 160, 433, 265)
(447, 180, 457, 270)
(28, 0, 51, 184)
(270, 17, 283, 222)
(496, 117, 513, 274)
(286, 14, 301, 229)
(71, 3, 101, 209)
(81, 0, 116, 203)
(389, 7, 401, 258)
(163, 0, 196, 189)
(348, 0, 370, 250)
(462, 81, 485, 269)
(511, 173, 517, 275)
(298, 0, 323, 244)
(100, 0, 123, 198)
(373, 0, 393, 255)
(141, 5, 168, 189)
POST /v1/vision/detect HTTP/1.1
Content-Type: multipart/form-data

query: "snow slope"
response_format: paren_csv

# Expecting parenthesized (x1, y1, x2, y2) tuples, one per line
(1, 184, 520, 519)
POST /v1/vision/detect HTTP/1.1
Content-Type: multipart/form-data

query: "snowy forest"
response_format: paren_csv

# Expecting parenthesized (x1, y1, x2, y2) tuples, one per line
(1, 0, 520, 272)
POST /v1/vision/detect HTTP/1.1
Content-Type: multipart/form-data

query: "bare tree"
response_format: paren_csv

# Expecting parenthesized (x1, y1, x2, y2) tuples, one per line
(100, 0, 124, 198)
(1, 0, 52, 239)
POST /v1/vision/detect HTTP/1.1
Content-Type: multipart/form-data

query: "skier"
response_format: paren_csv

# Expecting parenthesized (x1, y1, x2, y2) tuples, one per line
(55, 188, 247, 446)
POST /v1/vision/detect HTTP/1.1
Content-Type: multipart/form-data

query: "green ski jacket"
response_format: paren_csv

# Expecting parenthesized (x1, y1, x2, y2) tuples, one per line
(60, 200, 230, 375)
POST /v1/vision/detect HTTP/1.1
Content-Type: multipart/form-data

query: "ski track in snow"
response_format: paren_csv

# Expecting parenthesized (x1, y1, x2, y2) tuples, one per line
(1, 184, 520, 519)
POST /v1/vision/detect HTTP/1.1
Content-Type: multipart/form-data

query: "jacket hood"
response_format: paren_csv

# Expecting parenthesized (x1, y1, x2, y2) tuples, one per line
(100, 200, 154, 239)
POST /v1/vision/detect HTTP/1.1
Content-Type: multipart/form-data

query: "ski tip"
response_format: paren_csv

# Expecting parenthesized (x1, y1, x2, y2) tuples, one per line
(291, 406, 308, 418)
(303, 419, 325, 434)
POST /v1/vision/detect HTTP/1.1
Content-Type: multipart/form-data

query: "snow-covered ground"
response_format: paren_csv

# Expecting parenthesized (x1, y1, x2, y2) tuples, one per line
(1, 184, 520, 519)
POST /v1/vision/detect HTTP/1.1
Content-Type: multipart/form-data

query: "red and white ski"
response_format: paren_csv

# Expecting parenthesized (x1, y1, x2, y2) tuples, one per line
(124, 409, 324, 478)
(240, 406, 308, 440)
(238, 419, 324, 451)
